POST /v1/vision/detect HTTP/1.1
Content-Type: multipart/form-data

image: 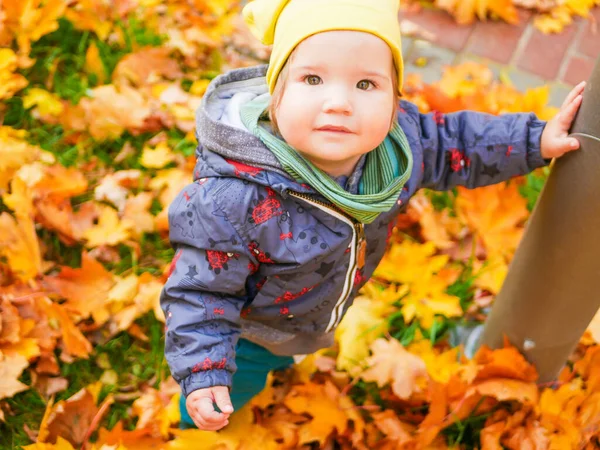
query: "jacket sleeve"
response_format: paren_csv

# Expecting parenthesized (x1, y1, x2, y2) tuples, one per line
(160, 179, 256, 397)
(399, 100, 551, 191)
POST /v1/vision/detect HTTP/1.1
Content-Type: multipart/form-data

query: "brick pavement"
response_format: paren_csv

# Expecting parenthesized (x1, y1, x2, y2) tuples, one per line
(399, 7, 600, 106)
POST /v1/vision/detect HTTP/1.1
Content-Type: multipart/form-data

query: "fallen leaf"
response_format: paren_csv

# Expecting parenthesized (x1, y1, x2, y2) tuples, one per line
(43, 252, 114, 325)
(361, 338, 427, 399)
(0, 354, 29, 400)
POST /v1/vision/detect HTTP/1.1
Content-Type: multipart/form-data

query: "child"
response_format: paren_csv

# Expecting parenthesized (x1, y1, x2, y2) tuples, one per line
(160, 0, 585, 431)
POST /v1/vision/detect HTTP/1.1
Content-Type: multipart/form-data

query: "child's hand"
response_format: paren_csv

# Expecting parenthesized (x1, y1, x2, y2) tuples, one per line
(540, 81, 586, 159)
(186, 386, 234, 431)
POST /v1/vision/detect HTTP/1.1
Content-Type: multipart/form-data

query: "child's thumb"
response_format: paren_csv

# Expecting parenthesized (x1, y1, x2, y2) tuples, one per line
(212, 386, 234, 414)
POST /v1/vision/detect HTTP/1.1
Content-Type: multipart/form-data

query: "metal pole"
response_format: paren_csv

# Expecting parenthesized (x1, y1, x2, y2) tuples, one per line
(479, 56, 600, 383)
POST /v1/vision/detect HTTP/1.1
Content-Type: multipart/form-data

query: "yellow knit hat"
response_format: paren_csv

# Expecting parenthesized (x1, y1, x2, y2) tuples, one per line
(242, 0, 404, 95)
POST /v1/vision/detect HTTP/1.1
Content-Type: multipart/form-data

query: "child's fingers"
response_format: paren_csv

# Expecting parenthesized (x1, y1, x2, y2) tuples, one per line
(195, 396, 229, 423)
(561, 81, 586, 109)
(212, 386, 234, 414)
(558, 94, 583, 128)
(193, 415, 229, 431)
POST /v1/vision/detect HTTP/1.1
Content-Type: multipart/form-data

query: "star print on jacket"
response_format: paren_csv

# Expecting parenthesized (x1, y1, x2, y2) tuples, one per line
(482, 163, 501, 177)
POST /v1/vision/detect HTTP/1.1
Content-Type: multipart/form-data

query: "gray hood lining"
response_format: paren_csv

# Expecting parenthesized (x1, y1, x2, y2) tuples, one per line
(196, 65, 288, 178)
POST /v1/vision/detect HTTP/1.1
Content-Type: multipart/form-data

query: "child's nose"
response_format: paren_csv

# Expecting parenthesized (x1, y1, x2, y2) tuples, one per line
(322, 88, 353, 115)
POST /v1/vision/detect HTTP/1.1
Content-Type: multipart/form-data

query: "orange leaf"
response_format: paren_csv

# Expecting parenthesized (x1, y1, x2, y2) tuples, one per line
(42, 252, 114, 325)
(468, 378, 539, 404)
(474, 344, 539, 382)
(455, 182, 528, 260)
(38, 297, 92, 359)
(32, 165, 88, 201)
(283, 383, 349, 446)
(1, 0, 66, 54)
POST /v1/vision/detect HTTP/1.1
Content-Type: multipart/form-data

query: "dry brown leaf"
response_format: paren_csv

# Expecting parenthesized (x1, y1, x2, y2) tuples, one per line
(0, 354, 29, 400)
(38, 387, 98, 447)
(79, 84, 152, 140)
(113, 47, 183, 87)
(360, 338, 428, 400)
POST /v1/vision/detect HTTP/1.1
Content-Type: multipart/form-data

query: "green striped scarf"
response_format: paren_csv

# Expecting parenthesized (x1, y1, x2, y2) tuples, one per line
(240, 97, 413, 224)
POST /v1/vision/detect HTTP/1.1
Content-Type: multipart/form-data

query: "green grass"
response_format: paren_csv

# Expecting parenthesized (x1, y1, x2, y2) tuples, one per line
(0, 312, 169, 449)
(519, 168, 550, 212)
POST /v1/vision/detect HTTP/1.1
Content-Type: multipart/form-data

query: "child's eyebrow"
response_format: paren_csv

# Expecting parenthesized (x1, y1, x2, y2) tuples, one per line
(358, 70, 390, 80)
(292, 65, 323, 73)
(292, 65, 389, 80)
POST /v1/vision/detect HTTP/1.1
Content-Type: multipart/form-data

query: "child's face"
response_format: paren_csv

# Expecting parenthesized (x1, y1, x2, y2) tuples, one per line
(274, 31, 396, 178)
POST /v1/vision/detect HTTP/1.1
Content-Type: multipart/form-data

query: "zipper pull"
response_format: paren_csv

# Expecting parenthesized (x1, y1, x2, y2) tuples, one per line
(357, 238, 367, 270)
(355, 223, 366, 270)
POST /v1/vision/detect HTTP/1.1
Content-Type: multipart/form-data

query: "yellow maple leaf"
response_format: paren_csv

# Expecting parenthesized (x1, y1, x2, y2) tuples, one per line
(141, 142, 177, 169)
(335, 286, 403, 373)
(0, 178, 42, 281)
(84, 41, 106, 83)
(108, 274, 140, 308)
(473, 253, 508, 294)
(360, 337, 427, 399)
(408, 337, 462, 384)
(2, 0, 66, 55)
(373, 240, 449, 285)
(113, 272, 163, 331)
(401, 276, 463, 328)
(534, 6, 574, 33)
(133, 387, 177, 438)
(0, 314, 41, 361)
(190, 79, 211, 96)
(122, 192, 156, 237)
(0, 48, 28, 100)
(537, 378, 585, 418)
(23, 87, 64, 117)
(83, 205, 134, 248)
(437, 0, 519, 24)
(0, 127, 42, 192)
(0, 354, 29, 400)
(150, 168, 193, 207)
(437, 61, 494, 99)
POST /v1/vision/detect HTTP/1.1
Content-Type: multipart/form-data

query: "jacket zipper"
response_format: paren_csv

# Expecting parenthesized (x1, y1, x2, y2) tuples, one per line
(288, 191, 365, 332)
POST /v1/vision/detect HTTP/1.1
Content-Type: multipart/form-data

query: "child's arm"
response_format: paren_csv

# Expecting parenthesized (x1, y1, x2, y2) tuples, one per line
(400, 83, 584, 191)
(160, 180, 257, 425)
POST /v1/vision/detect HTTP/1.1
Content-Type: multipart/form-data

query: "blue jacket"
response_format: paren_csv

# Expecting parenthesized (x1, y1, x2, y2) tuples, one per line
(160, 65, 549, 396)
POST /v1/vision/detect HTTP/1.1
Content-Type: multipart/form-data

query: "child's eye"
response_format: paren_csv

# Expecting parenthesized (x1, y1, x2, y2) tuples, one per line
(304, 75, 322, 85)
(357, 80, 375, 90)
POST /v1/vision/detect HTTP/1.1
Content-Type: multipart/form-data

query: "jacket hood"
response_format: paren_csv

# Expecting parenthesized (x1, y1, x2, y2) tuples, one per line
(195, 65, 317, 194)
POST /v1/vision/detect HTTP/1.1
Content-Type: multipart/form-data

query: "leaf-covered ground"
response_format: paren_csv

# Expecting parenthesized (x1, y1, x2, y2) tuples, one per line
(2, 1, 600, 449)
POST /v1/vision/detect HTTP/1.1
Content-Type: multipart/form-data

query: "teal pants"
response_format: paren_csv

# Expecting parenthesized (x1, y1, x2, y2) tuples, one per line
(179, 338, 294, 429)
